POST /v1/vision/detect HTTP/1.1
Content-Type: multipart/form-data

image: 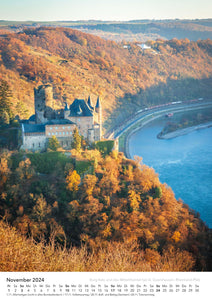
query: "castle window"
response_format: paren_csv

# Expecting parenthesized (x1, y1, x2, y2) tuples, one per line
(62, 126, 65, 129)
(55, 127, 58, 129)
(59, 132, 61, 135)
(50, 127, 52, 130)
(63, 132, 65, 135)
(66, 132, 68, 135)
(48, 133, 51, 136)
(56, 132, 58, 135)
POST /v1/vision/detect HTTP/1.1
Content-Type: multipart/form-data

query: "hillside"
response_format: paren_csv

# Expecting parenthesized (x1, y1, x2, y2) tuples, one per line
(0, 27, 212, 131)
(0, 220, 198, 272)
(0, 149, 211, 271)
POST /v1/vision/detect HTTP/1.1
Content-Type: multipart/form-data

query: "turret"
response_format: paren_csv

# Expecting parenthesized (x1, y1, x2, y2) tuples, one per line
(95, 96, 101, 114)
(95, 96, 102, 138)
(64, 102, 69, 111)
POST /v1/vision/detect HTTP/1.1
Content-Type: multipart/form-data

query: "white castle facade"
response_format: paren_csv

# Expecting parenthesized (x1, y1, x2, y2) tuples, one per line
(21, 84, 102, 151)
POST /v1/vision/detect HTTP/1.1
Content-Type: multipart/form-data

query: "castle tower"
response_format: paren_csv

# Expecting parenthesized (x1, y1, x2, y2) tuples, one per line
(34, 84, 54, 124)
(95, 96, 102, 139)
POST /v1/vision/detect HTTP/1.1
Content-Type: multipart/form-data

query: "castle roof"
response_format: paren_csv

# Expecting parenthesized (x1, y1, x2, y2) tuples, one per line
(29, 114, 36, 122)
(19, 115, 35, 124)
(96, 96, 101, 109)
(69, 99, 93, 117)
(22, 124, 45, 133)
(64, 102, 69, 111)
(22, 119, 75, 134)
(46, 119, 74, 125)
(87, 96, 94, 110)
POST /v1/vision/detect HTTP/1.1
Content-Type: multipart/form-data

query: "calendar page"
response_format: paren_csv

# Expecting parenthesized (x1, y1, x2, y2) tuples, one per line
(1, 1, 212, 300)
(0, 272, 211, 299)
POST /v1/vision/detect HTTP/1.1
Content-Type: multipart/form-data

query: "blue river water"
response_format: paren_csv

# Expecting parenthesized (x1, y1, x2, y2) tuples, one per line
(129, 119, 212, 228)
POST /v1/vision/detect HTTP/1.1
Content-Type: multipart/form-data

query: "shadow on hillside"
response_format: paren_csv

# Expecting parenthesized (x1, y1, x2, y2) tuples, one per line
(104, 76, 212, 131)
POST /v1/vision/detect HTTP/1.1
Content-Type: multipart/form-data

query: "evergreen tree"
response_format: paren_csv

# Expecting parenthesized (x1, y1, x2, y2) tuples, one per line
(48, 135, 60, 151)
(0, 80, 13, 121)
(71, 127, 81, 152)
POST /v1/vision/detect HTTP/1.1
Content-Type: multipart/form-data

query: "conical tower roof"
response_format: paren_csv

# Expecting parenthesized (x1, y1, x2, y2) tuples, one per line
(96, 96, 101, 109)
(87, 95, 94, 110)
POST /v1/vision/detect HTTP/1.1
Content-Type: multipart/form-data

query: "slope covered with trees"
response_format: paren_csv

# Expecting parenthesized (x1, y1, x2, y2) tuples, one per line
(0, 149, 211, 271)
(0, 27, 212, 131)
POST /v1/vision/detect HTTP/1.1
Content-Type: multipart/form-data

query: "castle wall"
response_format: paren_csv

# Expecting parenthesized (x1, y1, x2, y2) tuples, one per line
(35, 111, 48, 125)
(34, 85, 54, 123)
(57, 137, 73, 149)
(45, 124, 76, 149)
(93, 124, 101, 141)
(88, 129, 95, 143)
(95, 97, 102, 138)
(45, 124, 76, 138)
(67, 116, 94, 139)
(22, 133, 47, 151)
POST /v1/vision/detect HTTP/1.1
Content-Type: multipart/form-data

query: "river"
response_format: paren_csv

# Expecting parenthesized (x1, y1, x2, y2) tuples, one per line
(129, 118, 212, 228)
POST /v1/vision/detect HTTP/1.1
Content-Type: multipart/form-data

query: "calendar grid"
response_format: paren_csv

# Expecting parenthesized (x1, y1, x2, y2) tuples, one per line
(0, 272, 210, 299)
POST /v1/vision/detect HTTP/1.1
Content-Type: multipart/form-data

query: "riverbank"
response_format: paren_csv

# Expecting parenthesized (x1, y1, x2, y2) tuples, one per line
(124, 115, 163, 158)
(115, 101, 212, 159)
(158, 121, 212, 140)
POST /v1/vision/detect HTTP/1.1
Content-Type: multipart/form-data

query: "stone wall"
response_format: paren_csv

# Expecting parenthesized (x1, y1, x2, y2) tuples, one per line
(57, 137, 73, 149)
(34, 85, 54, 123)
(22, 133, 47, 151)
(45, 124, 76, 138)
(93, 124, 101, 141)
(67, 116, 94, 139)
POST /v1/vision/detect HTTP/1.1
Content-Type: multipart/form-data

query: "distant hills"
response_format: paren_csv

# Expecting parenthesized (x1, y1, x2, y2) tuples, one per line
(0, 26, 212, 130)
(67, 19, 212, 42)
(1, 19, 212, 41)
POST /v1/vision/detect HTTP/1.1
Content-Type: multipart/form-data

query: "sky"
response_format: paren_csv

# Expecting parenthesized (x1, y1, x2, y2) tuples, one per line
(0, 0, 211, 21)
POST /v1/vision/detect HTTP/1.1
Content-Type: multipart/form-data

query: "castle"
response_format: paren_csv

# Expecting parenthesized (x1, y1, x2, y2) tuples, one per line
(21, 84, 102, 151)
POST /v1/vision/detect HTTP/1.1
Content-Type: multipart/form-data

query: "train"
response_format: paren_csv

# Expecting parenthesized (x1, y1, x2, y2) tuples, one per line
(135, 98, 204, 115)
(105, 98, 205, 139)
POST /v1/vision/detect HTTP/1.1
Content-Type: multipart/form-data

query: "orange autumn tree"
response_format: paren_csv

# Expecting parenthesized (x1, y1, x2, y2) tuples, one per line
(66, 170, 81, 194)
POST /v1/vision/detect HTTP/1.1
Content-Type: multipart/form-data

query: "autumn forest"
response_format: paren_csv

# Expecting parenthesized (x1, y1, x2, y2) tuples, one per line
(0, 26, 212, 272)
(1, 149, 211, 271)
(0, 27, 212, 127)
